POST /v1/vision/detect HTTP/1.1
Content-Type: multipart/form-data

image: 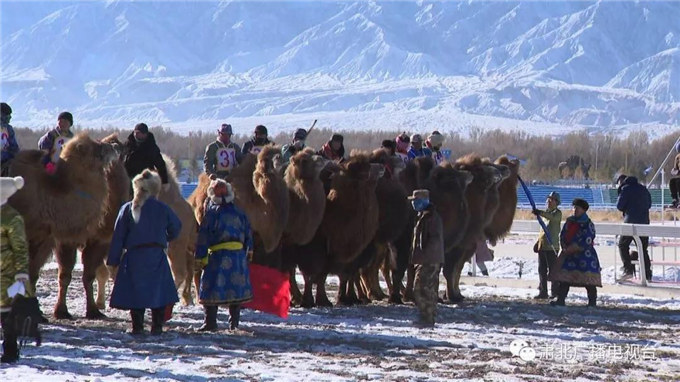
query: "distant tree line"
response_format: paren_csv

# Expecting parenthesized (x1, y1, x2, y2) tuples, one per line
(13, 124, 679, 185)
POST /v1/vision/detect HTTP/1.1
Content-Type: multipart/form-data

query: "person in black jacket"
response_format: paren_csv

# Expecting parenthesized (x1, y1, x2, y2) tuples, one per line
(123, 123, 169, 190)
(616, 175, 652, 281)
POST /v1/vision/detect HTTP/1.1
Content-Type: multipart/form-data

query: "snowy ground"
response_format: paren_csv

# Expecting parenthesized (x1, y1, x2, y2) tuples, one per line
(1, 243, 679, 381)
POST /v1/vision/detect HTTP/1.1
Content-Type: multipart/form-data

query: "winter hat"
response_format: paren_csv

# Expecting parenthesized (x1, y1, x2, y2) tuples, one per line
(294, 128, 308, 141)
(255, 124, 268, 135)
(395, 132, 410, 152)
(410, 134, 423, 143)
(407, 189, 430, 200)
(0, 176, 24, 206)
(427, 131, 444, 147)
(132, 169, 161, 197)
(208, 178, 234, 204)
(218, 124, 233, 135)
(381, 139, 396, 151)
(547, 191, 561, 206)
(134, 123, 149, 134)
(0, 102, 11, 117)
(330, 133, 344, 143)
(572, 198, 589, 212)
(616, 174, 627, 186)
(58, 111, 73, 126)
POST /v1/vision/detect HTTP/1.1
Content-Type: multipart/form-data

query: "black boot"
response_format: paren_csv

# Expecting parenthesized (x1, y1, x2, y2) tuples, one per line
(198, 306, 218, 332)
(130, 309, 145, 335)
(1, 313, 19, 363)
(150, 308, 165, 335)
(550, 284, 569, 306)
(228, 305, 241, 330)
(587, 286, 597, 307)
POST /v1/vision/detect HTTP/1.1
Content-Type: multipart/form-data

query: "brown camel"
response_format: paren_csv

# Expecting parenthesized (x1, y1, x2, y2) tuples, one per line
(158, 154, 199, 305)
(280, 148, 329, 306)
(484, 156, 520, 246)
(357, 149, 409, 302)
(283, 148, 328, 245)
(444, 154, 508, 302)
(50, 133, 131, 319)
(187, 172, 210, 223)
(229, 146, 290, 253)
(7, 134, 118, 314)
(292, 152, 383, 307)
(391, 156, 475, 304)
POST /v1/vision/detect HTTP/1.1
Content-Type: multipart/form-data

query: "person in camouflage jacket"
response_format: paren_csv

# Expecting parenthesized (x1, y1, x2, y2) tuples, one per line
(1, 202, 33, 363)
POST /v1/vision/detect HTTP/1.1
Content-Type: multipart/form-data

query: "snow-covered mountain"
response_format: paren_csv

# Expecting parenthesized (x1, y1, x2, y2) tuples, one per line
(1, 0, 679, 137)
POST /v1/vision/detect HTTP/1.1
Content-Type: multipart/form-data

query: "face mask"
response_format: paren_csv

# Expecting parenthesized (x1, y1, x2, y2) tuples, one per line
(411, 198, 429, 211)
(294, 140, 305, 149)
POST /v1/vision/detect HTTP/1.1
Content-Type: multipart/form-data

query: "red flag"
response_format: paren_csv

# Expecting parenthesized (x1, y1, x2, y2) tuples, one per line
(244, 263, 290, 318)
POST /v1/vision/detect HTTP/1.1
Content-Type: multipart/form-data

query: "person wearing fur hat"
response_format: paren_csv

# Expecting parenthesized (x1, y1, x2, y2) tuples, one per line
(381, 139, 396, 156)
(195, 178, 253, 332)
(0, 176, 34, 363)
(409, 189, 444, 328)
(204, 123, 243, 179)
(407, 134, 432, 160)
(425, 131, 445, 165)
(1, 103, 19, 176)
(317, 133, 346, 162)
(549, 198, 601, 307)
(38, 111, 75, 170)
(241, 124, 273, 156)
(124, 123, 170, 190)
(395, 132, 411, 164)
(281, 128, 308, 163)
(107, 170, 182, 335)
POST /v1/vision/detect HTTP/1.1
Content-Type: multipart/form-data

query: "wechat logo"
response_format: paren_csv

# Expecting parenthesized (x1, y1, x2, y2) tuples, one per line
(509, 339, 536, 361)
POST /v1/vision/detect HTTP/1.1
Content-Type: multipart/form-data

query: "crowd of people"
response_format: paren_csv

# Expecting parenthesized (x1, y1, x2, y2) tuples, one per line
(0, 102, 665, 362)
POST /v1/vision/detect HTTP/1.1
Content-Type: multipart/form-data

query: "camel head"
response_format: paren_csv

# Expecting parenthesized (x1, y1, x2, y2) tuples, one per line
(343, 151, 373, 181)
(287, 149, 327, 181)
(60, 134, 118, 171)
(100, 133, 125, 159)
(256, 145, 282, 174)
(495, 155, 520, 178)
(370, 148, 406, 179)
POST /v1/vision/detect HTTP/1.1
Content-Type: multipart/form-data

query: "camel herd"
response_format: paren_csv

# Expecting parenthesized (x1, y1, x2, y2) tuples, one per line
(6, 133, 520, 321)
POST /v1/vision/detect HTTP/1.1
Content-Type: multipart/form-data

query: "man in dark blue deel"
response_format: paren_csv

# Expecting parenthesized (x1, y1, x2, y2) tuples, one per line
(616, 175, 652, 281)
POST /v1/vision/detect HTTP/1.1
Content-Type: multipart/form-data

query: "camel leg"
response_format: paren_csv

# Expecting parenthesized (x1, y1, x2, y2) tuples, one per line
(168, 242, 189, 305)
(95, 262, 109, 310)
(315, 273, 333, 307)
(301, 274, 316, 309)
(54, 242, 78, 319)
(356, 275, 371, 305)
(403, 265, 415, 302)
(289, 269, 304, 307)
(28, 236, 55, 291)
(181, 249, 195, 306)
(81, 241, 108, 319)
(381, 254, 393, 296)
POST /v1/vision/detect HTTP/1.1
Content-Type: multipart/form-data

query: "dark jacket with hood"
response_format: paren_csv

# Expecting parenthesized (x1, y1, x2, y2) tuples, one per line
(616, 176, 652, 224)
(123, 132, 168, 184)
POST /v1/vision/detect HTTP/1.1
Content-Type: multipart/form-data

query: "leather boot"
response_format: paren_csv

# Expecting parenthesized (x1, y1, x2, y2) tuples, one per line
(130, 309, 145, 335)
(1, 313, 19, 363)
(197, 306, 218, 332)
(550, 284, 569, 306)
(228, 305, 241, 330)
(150, 308, 165, 335)
(587, 286, 597, 307)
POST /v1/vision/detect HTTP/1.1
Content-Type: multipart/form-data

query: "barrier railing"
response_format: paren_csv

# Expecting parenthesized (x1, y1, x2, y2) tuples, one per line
(509, 220, 680, 287)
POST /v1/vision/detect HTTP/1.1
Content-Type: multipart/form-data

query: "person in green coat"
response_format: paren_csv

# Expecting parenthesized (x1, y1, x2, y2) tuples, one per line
(531, 191, 562, 299)
(1, 179, 33, 363)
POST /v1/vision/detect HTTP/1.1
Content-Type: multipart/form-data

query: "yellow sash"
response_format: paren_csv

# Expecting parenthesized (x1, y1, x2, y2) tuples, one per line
(208, 241, 243, 253)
